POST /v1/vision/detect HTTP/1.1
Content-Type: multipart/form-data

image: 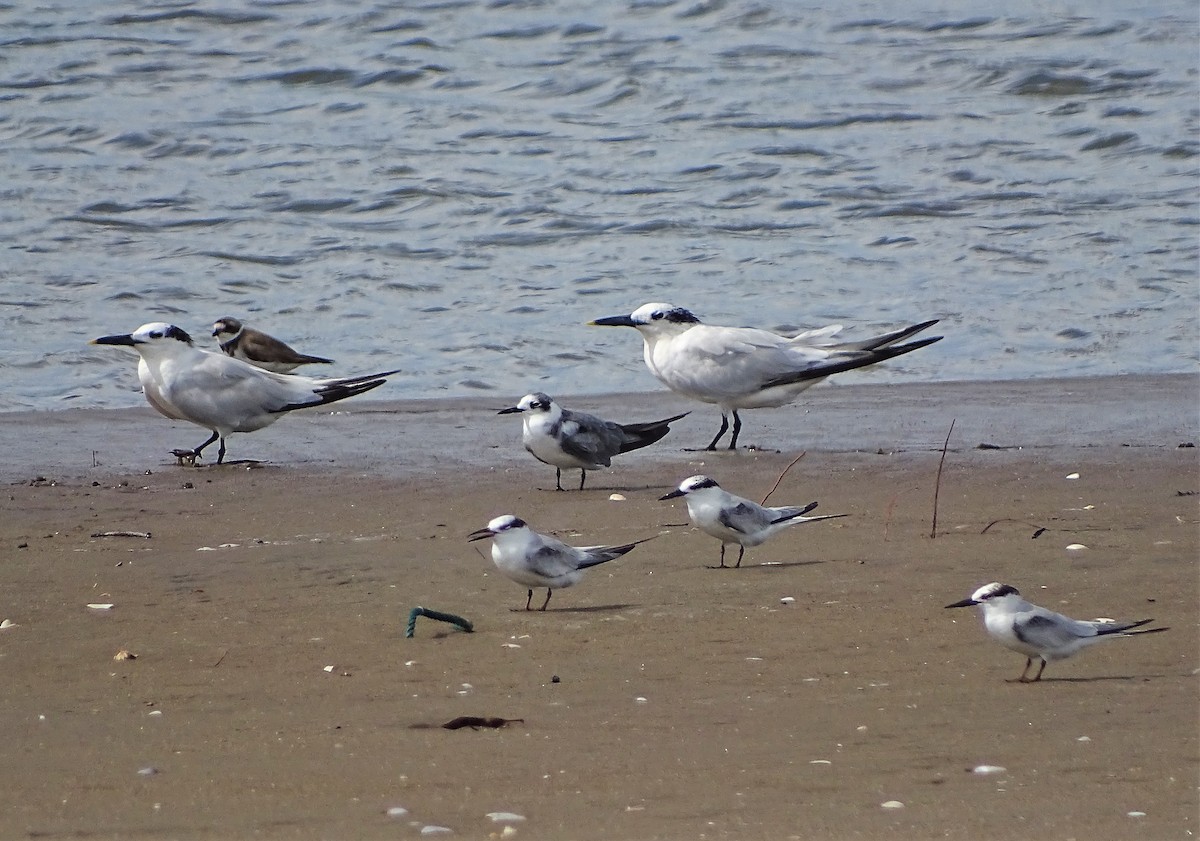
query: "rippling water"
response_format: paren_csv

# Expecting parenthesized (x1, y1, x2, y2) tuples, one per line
(1, 0, 1196, 411)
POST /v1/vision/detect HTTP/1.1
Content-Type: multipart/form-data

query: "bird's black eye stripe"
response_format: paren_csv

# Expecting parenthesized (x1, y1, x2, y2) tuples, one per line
(651, 311, 664, 320)
(164, 325, 194, 344)
(149, 330, 162, 338)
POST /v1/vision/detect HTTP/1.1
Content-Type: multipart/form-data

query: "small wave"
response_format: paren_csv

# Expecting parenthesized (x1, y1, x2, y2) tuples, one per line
(1079, 132, 1137, 152)
(105, 9, 273, 25)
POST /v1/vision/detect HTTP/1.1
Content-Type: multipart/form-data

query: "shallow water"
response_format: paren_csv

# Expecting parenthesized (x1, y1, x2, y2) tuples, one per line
(1, 0, 1196, 411)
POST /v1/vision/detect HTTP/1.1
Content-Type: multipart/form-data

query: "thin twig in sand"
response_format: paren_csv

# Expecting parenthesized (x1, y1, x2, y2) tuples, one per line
(930, 419, 955, 539)
(760, 452, 807, 505)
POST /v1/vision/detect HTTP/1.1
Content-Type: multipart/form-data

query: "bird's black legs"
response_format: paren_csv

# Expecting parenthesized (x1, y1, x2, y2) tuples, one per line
(185, 430, 221, 463)
(734, 545, 745, 568)
(728, 410, 742, 450)
(706, 413, 730, 451)
(579, 470, 587, 491)
(718, 544, 727, 568)
(1014, 657, 1047, 683)
(540, 589, 552, 611)
(524, 589, 534, 611)
(554, 468, 564, 491)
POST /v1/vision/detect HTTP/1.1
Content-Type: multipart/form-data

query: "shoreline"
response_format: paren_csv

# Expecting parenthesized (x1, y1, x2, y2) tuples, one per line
(2, 373, 1196, 482)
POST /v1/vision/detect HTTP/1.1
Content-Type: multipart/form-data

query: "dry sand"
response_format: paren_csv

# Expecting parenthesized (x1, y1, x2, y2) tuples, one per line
(1, 375, 1197, 840)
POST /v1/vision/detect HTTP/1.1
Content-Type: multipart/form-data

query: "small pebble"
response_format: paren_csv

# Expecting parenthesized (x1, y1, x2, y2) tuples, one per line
(780, 596, 795, 604)
(137, 767, 158, 776)
(1065, 543, 1087, 551)
(386, 806, 408, 818)
(1127, 811, 1146, 818)
(421, 826, 453, 835)
(1077, 736, 1091, 742)
(881, 800, 904, 809)
(608, 493, 626, 501)
(87, 603, 114, 610)
(486, 812, 526, 822)
(972, 765, 1006, 775)
(634, 696, 648, 704)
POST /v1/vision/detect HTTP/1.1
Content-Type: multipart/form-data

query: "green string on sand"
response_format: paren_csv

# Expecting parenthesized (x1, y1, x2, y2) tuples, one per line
(406, 606, 473, 638)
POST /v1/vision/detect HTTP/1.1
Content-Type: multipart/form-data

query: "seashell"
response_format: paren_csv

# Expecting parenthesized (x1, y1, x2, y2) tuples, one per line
(1065, 543, 1087, 551)
(971, 765, 1005, 775)
(323, 665, 335, 672)
(0, 619, 15, 629)
(780, 597, 795, 604)
(881, 800, 904, 809)
(486, 812, 526, 822)
(113, 649, 137, 661)
(1065, 472, 1080, 479)
(608, 493, 626, 501)
(420, 826, 453, 835)
(1127, 811, 1146, 818)
(386, 806, 408, 818)
(634, 696, 648, 704)
(148, 710, 162, 717)
(87, 603, 114, 610)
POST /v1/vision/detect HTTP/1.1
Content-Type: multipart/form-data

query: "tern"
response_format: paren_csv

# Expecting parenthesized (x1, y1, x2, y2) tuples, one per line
(211, 316, 334, 373)
(467, 514, 650, 610)
(92, 322, 398, 464)
(498, 392, 688, 490)
(660, 474, 847, 568)
(590, 303, 942, 450)
(945, 582, 1168, 682)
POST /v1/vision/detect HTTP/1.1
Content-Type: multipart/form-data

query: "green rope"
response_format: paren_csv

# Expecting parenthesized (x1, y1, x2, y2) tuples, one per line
(406, 606, 473, 638)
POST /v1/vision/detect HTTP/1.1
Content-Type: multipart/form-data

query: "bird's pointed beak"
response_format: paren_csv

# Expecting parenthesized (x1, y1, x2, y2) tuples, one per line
(497, 406, 523, 415)
(589, 315, 637, 327)
(659, 489, 686, 500)
(211, 327, 222, 337)
(467, 528, 495, 542)
(90, 334, 137, 347)
(944, 597, 978, 609)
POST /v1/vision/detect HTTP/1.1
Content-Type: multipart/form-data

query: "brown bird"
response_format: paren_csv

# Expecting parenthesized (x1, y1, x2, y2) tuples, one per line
(211, 316, 334, 374)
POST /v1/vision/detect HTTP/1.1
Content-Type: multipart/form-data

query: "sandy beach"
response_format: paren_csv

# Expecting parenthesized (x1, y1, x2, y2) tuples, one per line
(1, 375, 1196, 840)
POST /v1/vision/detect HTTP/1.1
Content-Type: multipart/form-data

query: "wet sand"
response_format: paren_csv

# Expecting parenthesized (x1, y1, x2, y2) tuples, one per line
(1, 375, 1197, 840)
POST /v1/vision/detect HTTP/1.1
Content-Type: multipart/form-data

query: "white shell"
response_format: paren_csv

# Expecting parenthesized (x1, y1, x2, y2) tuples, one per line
(881, 800, 904, 809)
(608, 493, 626, 501)
(1065, 543, 1087, 551)
(972, 765, 1006, 775)
(486, 812, 526, 822)
(86, 603, 114, 610)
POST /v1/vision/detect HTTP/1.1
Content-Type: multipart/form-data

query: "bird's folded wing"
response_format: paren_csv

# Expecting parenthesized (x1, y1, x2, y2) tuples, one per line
(718, 502, 771, 534)
(525, 543, 578, 578)
(558, 413, 617, 465)
(1012, 612, 1089, 649)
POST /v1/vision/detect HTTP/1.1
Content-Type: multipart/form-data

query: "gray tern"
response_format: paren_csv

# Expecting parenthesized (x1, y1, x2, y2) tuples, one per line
(498, 392, 688, 490)
(591, 303, 942, 450)
(467, 514, 651, 610)
(92, 322, 398, 464)
(212, 316, 334, 373)
(945, 582, 1168, 682)
(660, 474, 847, 568)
